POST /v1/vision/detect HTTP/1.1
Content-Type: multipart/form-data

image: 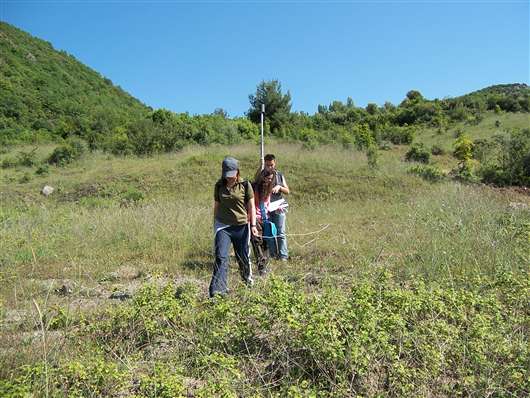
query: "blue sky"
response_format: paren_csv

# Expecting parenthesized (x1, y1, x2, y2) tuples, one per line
(2, 1, 529, 116)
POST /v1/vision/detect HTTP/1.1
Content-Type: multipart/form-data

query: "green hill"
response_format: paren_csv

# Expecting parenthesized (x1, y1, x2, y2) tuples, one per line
(0, 22, 150, 144)
(450, 83, 530, 112)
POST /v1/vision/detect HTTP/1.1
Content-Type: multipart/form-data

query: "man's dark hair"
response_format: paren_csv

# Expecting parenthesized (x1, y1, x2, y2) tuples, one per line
(264, 154, 276, 161)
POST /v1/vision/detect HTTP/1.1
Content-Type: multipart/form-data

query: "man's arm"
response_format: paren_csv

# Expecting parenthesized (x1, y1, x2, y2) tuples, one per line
(272, 175, 290, 195)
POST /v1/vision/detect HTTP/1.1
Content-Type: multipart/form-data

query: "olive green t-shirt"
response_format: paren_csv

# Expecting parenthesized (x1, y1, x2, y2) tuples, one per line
(214, 179, 254, 225)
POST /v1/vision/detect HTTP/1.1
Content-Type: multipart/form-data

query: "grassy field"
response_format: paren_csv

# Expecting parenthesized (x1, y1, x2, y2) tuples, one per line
(0, 114, 529, 396)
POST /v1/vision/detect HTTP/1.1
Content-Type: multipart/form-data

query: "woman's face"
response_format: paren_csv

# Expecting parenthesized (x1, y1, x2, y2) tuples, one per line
(263, 174, 274, 184)
(226, 176, 237, 186)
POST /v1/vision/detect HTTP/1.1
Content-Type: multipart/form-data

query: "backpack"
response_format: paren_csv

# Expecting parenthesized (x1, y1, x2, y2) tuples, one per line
(259, 202, 277, 238)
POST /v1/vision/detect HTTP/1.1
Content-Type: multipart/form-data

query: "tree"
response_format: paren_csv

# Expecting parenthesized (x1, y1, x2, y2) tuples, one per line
(247, 80, 292, 134)
(212, 108, 229, 118)
(406, 90, 424, 102)
(366, 103, 378, 115)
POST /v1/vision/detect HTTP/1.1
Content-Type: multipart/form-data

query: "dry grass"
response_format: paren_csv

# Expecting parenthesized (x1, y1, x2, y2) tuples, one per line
(1, 139, 528, 394)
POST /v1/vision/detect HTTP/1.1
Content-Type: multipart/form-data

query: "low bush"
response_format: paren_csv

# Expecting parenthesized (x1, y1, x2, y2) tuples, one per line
(431, 145, 445, 155)
(16, 147, 38, 167)
(137, 365, 186, 398)
(105, 131, 133, 156)
(477, 128, 530, 186)
(382, 126, 415, 145)
(47, 139, 86, 166)
(452, 134, 475, 180)
(18, 173, 31, 183)
(378, 140, 392, 150)
(120, 188, 144, 206)
(408, 164, 445, 182)
(4, 271, 529, 396)
(405, 143, 430, 163)
(1, 157, 17, 169)
(35, 164, 49, 175)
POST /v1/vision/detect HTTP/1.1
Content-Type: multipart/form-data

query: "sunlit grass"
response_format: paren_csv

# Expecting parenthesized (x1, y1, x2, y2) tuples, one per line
(0, 137, 528, 394)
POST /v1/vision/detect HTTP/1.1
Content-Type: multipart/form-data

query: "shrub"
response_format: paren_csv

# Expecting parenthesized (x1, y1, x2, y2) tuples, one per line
(366, 144, 379, 169)
(453, 135, 473, 161)
(138, 365, 186, 398)
(478, 128, 530, 186)
(408, 164, 444, 182)
(47, 139, 85, 166)
(384, 126, 414, 145)
(431, 145, 445, 155)
(55, 357, 127, 397)
(1, 157, 17, 169)
(35, 164, 49, 175)
(5, 273, 530, 397)
(18, 173, 31, 183)
(378, 140, 392, 150)
(405, 143, 430, 163)
(353, 124, 376, 150)
(105, 132, 132, 156)
(16, 147, 38, 167)
(453, 135, 475, 180)
(120, 188, 144, 206)
(234, 117, 259, 140)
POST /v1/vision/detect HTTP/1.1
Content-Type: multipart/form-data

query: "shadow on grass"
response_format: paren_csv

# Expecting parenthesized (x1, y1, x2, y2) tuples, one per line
(182, 257, 212, 271)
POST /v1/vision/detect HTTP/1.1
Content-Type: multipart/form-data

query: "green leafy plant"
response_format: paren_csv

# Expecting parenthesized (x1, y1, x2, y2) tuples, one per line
(478, 129, 530, 186)
(47, 139, 85, 166)
(405, 143, 430, 163)
(1, 157, 17, 169)
(35, 164, 49, 175)
(120, 188, 144, 206)
(453, 134, 475, 180)
(408, 164, 445, 182)
(16, 147, 37, 167)
(430, 145, 445, 155)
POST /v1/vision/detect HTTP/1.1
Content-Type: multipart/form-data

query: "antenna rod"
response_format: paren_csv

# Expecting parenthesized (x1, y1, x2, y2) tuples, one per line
(260, 103, 265, 170)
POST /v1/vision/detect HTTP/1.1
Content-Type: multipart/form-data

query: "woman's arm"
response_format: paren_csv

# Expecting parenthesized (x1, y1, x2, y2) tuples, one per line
(213, 200, 219, 218)
(247, 197, 258, 236)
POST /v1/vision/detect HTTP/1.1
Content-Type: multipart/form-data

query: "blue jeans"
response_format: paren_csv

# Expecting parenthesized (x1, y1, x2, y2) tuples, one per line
(269, 211, 288, 259)
(209, 224, 253, 297)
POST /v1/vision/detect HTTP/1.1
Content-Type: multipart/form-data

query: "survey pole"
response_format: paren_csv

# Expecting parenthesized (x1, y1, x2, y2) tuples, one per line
(260, 104, 265, 170)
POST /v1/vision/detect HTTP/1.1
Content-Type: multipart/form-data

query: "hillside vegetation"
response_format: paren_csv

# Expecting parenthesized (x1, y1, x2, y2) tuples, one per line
(0, 21, 529, 397)
(1, 140, 529, 396)
(0, 22, 149, 144)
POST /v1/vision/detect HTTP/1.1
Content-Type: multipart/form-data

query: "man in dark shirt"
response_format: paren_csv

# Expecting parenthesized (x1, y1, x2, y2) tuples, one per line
(264, 154, 290, 261)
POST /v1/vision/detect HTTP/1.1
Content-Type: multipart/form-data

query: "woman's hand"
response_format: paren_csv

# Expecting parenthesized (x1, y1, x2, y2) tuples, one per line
(272, 185, 282, 194)
(251, 226, 259, 236)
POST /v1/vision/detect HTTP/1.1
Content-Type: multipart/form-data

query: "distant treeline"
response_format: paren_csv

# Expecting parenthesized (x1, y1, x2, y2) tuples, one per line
(1, 22, 529, 151)
(1, 22, 529, 187)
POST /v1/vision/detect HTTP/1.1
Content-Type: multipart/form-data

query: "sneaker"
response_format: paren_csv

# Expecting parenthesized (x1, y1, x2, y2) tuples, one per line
(246, 278, 254, 287)
(258, 266, 269, 276)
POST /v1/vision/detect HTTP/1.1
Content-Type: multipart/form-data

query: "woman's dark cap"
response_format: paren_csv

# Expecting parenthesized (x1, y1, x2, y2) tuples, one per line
(222, 157, 239, 178)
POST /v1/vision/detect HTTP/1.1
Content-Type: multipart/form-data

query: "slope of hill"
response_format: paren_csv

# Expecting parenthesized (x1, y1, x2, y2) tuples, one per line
(0, 142, 528, 396)
(0, 22, 150, 143)
(466, 83, 529, 97)
(450, 83, 530, 112)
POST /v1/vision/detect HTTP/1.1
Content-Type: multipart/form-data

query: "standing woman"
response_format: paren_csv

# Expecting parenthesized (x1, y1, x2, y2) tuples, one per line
(210, 157, 258, 297)
(251, 168, 276, 275)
